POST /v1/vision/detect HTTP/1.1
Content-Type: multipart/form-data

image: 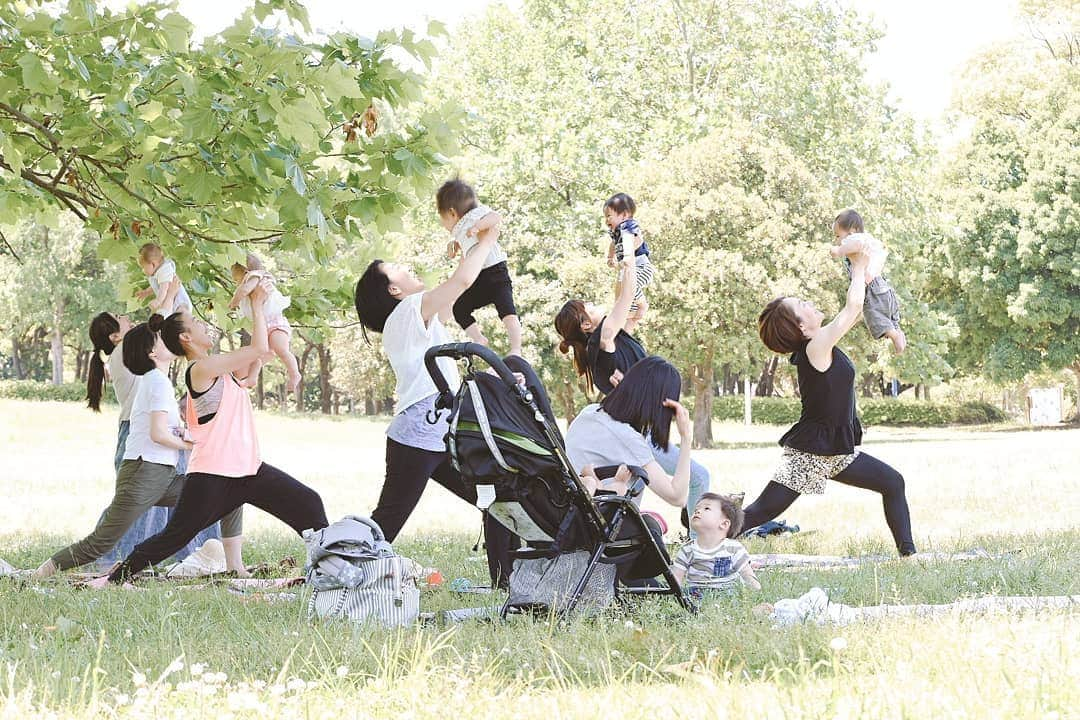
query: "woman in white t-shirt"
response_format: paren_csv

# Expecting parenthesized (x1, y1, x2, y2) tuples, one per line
(565, 356, 693, 508)
(33, 319, 242, 578)
(353, 220, 516, 587)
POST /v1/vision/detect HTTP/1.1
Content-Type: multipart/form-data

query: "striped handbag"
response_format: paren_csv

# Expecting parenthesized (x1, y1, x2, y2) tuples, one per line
(304, 516, 421, 628)
(306, 555, 420, 628)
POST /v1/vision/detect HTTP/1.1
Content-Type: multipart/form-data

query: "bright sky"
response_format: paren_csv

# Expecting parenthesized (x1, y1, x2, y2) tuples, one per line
(131, 0, 1021, 125)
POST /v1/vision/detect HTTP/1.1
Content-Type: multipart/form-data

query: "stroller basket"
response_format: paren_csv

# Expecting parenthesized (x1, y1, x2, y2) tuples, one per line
(424, 343, 691, 615)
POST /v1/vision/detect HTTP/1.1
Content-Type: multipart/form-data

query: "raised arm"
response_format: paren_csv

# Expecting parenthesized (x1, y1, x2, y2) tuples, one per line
(599, 255, 637, 352)
(464, 210, 502, 241)
(641, 399, 693, 507)
(829, 232, 869, 259)
(189, 283, 273, 388)
(806, 253, 868, 369)
(420, 226, 499, 325)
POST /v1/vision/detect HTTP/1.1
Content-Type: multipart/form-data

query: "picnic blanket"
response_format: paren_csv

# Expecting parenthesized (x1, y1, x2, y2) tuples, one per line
(769, 587, 1079, 626)
(751, 548, 1012, 571)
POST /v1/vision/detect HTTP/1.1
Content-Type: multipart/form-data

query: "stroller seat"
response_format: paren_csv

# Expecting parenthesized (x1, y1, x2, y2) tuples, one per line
(424, 342, 692, 616)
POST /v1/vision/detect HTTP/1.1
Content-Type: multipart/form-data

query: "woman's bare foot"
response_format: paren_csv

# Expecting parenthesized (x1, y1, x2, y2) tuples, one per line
(32, 558, 57, 580)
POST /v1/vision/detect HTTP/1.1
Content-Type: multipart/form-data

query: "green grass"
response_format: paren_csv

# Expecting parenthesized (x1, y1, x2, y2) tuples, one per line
(1, 399, 1077, 719)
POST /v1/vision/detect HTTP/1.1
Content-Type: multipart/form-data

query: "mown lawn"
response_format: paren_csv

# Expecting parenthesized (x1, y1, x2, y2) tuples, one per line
(1, 399, 1077, 719)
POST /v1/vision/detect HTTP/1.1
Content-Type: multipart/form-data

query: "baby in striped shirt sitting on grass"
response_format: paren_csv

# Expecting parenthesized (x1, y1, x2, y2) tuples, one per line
(672, 493, 761, 594)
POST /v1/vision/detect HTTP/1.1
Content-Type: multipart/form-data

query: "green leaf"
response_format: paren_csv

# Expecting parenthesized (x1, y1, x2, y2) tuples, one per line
(67, 51, 90, 82)
(321, 60, 364, 99)
(17, 53, 52, 93)
(160, 13, 192, 54)
(284, 156, 307, 195)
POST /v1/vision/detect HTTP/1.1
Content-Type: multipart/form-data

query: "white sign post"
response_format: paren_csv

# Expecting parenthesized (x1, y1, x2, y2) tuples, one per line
(744, 381, 755, 426)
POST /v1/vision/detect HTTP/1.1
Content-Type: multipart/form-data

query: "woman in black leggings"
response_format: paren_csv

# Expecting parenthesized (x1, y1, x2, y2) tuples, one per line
(353, 220, 515, 588)
(747, 250, 916, 556)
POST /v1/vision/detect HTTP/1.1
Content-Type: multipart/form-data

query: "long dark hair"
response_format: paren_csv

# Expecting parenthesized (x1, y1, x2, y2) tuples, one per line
(555, 300, 594, 390)
(123, 315, 167, 376)
(354, 260, 400, 334)
(87, 313, 120, 412)
(156, 311, 188, 358)
(599, 356, 681, 451)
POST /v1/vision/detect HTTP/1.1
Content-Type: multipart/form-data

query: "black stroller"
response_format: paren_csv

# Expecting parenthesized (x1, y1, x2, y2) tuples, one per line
(424, 343, 691, 616)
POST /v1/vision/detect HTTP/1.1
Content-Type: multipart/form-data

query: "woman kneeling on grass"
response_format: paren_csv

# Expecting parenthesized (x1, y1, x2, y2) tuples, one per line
(564, 356, 693, 582)
(34, 319, 243, 578)
(743, 251, 917, 557)
(89, 283, 328, 586)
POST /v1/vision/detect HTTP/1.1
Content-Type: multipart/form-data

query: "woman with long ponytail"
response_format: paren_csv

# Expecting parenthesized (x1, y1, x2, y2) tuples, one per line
(87, 312, 137, 471)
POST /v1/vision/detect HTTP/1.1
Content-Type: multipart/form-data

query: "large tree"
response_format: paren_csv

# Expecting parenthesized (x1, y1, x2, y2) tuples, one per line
(934, 0, 1079, 386)
(0, 0, 459, 328)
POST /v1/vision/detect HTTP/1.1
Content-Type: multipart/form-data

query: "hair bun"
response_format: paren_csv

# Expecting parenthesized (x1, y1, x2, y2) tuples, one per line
(147, 313, 165, 332)
(558, 340, 570, 354)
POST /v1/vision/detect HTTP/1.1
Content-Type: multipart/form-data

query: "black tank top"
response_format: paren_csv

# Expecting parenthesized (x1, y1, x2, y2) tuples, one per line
(586, 316, 647, 395)
(779, 344, 862, 455)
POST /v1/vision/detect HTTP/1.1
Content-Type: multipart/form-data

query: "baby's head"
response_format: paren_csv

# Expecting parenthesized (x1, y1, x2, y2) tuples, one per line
(436, 179, 478, 232)
(137, 242, 164, 276)
(231, 253, 265, 282)
(833, 209, 864, 243)
(603, 192, 636, 231)
(690, 492, 744, 539)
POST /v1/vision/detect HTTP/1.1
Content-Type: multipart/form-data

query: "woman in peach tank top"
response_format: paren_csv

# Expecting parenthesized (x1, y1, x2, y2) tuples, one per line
(93, 283, 328, 585)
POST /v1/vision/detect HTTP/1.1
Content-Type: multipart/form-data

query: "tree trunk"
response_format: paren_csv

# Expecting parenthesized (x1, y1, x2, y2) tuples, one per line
(691, 351, 715, 449)
(296, 340, 316, 412)
(1070, 363, 1080, 421)
(11, 335, 25, 380)
(318, 343, 332, 414)
(755, 356, 777, 396)
(365, 390, 376, 415)
(557, 378, 578, 426)
(50, 297, 65, 385)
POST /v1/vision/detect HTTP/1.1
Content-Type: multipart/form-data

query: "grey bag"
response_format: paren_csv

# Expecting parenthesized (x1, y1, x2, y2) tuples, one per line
(304, 515, 421, 628)
(306, 556, 421, 628)
(507, 551, 616, 614)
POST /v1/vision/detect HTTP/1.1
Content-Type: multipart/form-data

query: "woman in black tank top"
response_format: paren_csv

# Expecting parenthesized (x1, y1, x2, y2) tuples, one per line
(743, 253, 916, 557)
(555, 257, 712, 526)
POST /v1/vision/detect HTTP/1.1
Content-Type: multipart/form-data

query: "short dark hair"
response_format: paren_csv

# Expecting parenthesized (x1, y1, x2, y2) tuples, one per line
(436, 179, 478, 217)
(696, 492, 745, 538)
(122, 316, 165, 376)
(600, 356, 682, 451)
(354, 260, 400, 333)
(758, 297, 805, 354)
(834, 209, 864, 233)
(604, 192, 636, 216)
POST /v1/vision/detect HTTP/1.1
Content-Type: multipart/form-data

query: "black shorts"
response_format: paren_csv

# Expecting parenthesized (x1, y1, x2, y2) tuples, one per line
(453, 261, 517, 330)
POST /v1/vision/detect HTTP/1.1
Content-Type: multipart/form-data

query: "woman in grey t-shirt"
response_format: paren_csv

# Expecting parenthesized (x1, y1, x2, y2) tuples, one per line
(565, 356, 693, 509)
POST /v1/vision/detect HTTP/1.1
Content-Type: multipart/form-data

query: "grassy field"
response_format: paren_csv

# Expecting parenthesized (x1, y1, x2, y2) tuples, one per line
(1, 399, 1078, 719)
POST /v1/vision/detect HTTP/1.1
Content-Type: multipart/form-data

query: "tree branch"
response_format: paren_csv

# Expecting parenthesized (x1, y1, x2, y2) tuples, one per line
(0, 228, 21, 264)
(0, 102, 60, 148)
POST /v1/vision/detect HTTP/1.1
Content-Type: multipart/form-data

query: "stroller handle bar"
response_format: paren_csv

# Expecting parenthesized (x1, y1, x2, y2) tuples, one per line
(594, 464, 649, 499)
(424, 343, 523, 409)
